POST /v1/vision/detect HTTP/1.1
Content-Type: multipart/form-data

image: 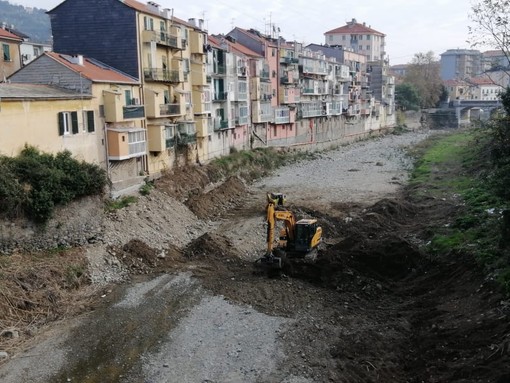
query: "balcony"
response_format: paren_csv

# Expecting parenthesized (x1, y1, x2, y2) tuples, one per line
(177, 122, 197, 144)
(213, 91, 228, 102)
(144, 68, 182, 83)
(280, 56, 299, 64)
(213, 118, 229, 130)
(235, 116, 249, 126)
(107, 128, 146, 160)
(274, 107, 290, 124)
(260, 69, 270, 81)
(160, 103, 181, 116)
(103, 91, 145, 123)
(213, 65, 226, 75)
(123, 105, 145, 120)
(142, 30, 182, 50)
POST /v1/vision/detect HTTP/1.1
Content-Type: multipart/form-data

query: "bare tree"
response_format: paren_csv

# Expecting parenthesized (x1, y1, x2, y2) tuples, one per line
(404, 51, 443, 108)
(469, 0, 510, 76)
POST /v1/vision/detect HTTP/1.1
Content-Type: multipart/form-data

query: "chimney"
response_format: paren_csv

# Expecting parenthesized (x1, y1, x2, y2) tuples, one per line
(69, 54, 84, 66)
(188, 18, 196, 27)
(198, 18, 204, 30)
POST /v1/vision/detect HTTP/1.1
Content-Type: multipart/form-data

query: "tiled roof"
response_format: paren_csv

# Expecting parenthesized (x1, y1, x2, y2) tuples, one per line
(122, 0, 199, 29)
(483, 50, 505, 57)
(233, 27, 277, 47)
(45, 52, 138, 84)
(468, 76, 498, 86)
(444, 79, 469, 86)
(0, 83, 90, 99)
(325, 20, 384, 36)
(209, 34, 262, 58)
(0, 28, 23, 42)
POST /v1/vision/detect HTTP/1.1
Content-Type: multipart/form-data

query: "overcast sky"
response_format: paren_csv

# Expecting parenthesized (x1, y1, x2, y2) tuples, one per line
(10, 0, 481, 65)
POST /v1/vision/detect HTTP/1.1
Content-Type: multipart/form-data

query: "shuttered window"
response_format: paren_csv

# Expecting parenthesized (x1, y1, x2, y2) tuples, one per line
(84, 110, 95, 132)
(57, 111, 79, 135)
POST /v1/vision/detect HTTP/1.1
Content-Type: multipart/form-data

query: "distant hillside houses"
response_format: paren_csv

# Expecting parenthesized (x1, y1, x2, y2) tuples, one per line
(3, 0, 399, 196)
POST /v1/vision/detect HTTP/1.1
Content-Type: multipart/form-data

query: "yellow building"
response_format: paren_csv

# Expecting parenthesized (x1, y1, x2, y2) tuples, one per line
(0, 27, 22, 80)
(7, 52, 147, 193)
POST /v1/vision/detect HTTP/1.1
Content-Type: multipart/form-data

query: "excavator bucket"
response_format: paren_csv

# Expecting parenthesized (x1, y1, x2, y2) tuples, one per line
(255, 252, 282, 270)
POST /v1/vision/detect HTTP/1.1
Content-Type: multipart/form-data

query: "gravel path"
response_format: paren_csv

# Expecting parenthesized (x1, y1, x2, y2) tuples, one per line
(0, 130, 434, 383)
(254, 131, 431, 208)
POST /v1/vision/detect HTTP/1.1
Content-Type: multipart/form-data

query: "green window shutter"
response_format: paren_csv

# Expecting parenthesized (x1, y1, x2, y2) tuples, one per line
(71, 111, 79, 134)
(2, 44, 10, 61)
(86, 111, 95, 132)
(58, 112, 65, 136)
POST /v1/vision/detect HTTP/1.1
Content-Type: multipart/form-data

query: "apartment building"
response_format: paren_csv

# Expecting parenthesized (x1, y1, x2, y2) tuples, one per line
(226, 27, 294, 145)
(48, 0, 209, 175)
(467, 76, 502, 101)
(324, 19, 385, 62)
(440, 49, 482, 81)
(0, 26, 22, 79)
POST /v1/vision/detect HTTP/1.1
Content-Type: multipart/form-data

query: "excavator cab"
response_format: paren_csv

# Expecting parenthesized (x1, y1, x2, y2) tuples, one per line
(294, 219, 321, 253)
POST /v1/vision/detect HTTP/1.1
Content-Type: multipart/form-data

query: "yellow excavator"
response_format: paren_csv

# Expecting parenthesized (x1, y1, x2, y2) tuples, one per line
(257, 193, 322, 269)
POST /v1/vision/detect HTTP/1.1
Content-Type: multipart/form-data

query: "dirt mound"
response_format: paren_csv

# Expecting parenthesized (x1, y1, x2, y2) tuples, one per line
(185, 176, 248, 220)
(183, 232, 240, 261)
(109, 239, 183, 274)
(155, 166, 212, 201)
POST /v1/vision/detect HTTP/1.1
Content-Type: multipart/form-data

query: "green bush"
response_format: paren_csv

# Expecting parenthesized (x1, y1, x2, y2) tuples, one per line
(0, 146, 107, 223)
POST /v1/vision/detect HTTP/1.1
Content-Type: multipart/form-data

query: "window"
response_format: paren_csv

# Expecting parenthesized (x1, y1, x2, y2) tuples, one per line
(58, 111, 78, 136)
(329, 35, 333, 42)
(144, 16, 154, 31)
(183, 58, 190, 73)
(366, 35, 371, 40)
(272, 48, 275, 56)
(83, 110, 95, 132)
(2, 44, 10, 61)
(366, 45, 370, 50)
(125, 90, 132, 105)
(342, 35, 346, 41)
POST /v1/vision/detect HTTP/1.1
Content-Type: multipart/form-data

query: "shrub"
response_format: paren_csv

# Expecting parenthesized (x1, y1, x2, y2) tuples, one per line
(0, 146, 107, 223)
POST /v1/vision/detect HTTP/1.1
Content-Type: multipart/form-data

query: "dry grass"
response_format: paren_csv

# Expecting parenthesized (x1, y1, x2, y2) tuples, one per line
(0, 248, 99, 355)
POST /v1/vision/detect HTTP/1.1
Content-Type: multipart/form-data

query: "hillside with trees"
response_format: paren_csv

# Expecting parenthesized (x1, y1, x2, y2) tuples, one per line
(0, 0, 51, 43)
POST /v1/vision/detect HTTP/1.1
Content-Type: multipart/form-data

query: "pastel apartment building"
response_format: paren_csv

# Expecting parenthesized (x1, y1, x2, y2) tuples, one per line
(324, 19, 386, 62)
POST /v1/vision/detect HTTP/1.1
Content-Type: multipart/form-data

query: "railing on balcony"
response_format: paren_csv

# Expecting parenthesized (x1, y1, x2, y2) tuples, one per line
(128, 141, 146, 157)
(274, 107, 290, 124)
(165, 137, 176, 148)
(144, 68, 181, 82)
(123, 105, 145, 119)
(213, 65, 226, 75)
(213, 91, 228, 102)
(260, 70, 270, 80)
(213, 119, 229, 130)
(177, 133, 197, 144)
(160, 103, 181, 116)
(235, 116, 249, 125)
(156, 31, 181, 49)
(281, 56, 299, 64)
(236, 91, 248, 101)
